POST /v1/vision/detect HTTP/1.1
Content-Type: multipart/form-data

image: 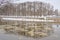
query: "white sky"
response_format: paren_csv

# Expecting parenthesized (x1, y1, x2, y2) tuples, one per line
(10, 0, 60, 10)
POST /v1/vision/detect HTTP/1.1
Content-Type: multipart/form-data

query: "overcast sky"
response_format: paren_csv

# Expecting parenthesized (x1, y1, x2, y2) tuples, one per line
(10, 0, 60, 10)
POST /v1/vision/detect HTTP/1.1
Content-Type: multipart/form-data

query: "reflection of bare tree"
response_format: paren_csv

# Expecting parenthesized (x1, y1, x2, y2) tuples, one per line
(3, 22, 53, 37)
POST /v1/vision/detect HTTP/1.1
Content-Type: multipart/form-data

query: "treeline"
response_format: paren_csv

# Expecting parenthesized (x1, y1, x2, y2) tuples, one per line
(0, 1, 59, 16)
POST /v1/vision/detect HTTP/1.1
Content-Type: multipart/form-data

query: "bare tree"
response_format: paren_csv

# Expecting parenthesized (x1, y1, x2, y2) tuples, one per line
(0, 1, 55, 16)
(54, 9, 58, 16)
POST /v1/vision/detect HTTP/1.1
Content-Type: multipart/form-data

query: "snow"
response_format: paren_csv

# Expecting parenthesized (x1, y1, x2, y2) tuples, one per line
(2, 17, 54, 22)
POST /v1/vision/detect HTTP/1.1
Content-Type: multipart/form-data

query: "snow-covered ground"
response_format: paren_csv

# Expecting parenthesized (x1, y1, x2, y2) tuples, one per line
(2, 17, 54, 22)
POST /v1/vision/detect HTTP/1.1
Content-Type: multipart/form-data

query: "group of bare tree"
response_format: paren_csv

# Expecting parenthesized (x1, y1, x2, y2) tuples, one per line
(0, 1, 59, 16)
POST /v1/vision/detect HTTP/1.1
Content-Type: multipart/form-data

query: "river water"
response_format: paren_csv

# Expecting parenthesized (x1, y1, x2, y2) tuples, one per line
(0, 25, 60, 40)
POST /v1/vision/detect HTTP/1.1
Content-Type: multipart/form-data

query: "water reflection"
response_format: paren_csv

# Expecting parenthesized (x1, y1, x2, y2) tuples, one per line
(52, 24, 60, 31)
(0, 24, 59, 40)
